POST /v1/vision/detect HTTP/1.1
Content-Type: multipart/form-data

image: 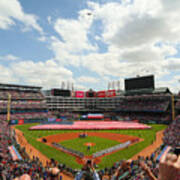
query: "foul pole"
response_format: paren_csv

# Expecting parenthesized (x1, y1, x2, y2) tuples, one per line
(7, 93, 11, 123)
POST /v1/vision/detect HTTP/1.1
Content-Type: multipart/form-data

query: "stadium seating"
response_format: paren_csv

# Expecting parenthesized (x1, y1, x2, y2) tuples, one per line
(163, 115, 180, 147)
(116, 113, 170, 124)
(175, 100, 180, 109)
(115, 95, 171, 124)
(0, 89, 53, 123)
(0, 90, 44, 100)
(117, 96, 169, 112)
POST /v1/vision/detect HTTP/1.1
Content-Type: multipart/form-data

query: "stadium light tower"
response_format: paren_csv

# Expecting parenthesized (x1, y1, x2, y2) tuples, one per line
(71, 83, 74, 91)
(61, 81, 65, 89)
(67, 81, 70, 90)
(117, 80, 120, 90)
(112, 81, 115, 89)
(107, 82, 110, 90)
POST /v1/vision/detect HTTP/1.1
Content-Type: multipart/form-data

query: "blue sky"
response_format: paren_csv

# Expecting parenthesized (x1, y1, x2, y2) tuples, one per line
(0, 0, 180, 92)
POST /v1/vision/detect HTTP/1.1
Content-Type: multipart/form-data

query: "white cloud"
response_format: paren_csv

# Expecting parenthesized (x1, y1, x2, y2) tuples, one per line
(11, 59, 73, 88)
(77, 76, 100, 84)
(0, 59, 74, 89)
(74, 84, 87, 91)
(47, 16, 52, 24)
(164, 58, 180, 71)
(156, 78, 179, 93)
(80, 0, 180, 83)
(1, 0, 178, 91)
(0, 0, 43, 33)
(0, 54, 20, 61)
(49, 0, 180, 77)
(38, 36, 47, 42)
(0, 65, 18, 83)
(49, 8, 98, 66)
(89, 0, 180, 47)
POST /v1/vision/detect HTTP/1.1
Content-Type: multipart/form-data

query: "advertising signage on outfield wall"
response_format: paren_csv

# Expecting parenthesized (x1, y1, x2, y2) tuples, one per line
(97, 91, 106, 97)
(107, 90, 116, 97)
(75, 91, 85, 98)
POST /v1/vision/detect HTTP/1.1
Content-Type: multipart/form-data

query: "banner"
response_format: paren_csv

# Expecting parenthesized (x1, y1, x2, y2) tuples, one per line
(97, 91, 106, 98)
(75, 91, 85, 98)
(156, 146, 171, 162)
(56, 118, 62, 122)
(18, 119, 24, 125)
(87, 113, 104, 119)
(8, 146, 22, 161)
(107, 90, 116, 97)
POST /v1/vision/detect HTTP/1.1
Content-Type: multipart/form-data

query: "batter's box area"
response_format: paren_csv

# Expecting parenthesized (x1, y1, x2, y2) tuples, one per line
(38, 132, 142, 165)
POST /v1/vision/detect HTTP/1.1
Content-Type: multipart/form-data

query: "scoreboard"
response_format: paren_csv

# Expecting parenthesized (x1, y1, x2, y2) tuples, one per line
(125, 75, 154, 91)
(51, 89, 71, 97)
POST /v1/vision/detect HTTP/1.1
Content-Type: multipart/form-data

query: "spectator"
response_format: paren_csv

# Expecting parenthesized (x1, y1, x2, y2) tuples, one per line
(75, 160, 100, 180)
(158, 153, 180, 180)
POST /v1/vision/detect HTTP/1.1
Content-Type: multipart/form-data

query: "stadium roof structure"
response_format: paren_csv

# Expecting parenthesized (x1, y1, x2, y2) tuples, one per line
(125, 87, 171, 96)
(153, 87, 172, 94)
(0, 83, 42, 91)
(125, 88, 153, 95)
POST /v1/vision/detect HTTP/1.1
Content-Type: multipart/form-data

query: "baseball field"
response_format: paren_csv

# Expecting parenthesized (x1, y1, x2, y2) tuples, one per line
(15, 123, 166, 169)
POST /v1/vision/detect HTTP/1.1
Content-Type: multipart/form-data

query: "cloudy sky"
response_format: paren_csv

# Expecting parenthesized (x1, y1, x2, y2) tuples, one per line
(0, 0, 180, 92)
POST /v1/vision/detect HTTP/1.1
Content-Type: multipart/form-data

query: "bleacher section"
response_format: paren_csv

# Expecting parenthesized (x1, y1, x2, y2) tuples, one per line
(115, 95, 171, 124)
(163, 115, 180, 147)
(0, 84, 52, 123)
(116, 96, 170, 112)
(175, 100, 180, 109)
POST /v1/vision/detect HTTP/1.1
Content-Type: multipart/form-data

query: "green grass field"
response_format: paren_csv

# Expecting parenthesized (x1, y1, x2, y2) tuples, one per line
(15, 124, 166, 169)
(59, 136, 120, 156)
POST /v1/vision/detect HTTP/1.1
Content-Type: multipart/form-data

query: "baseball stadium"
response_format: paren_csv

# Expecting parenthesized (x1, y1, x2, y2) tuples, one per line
(1, 75, 180, 179)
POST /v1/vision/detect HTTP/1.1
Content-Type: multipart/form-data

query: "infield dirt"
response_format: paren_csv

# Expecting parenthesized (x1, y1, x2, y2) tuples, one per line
(38, 132, 141, 165)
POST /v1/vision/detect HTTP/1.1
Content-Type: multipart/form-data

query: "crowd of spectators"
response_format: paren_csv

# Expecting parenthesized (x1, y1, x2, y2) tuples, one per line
(0, 112, 51, 121)
(0, 91, 44, 100)
(163, 115, 180, 148)
(0, 101, 47, 110)
(113, 95, 171, 124)
(76, 144, 180, 180)
(175, 100, 180, 109)
(0, 120, 77, 179)
(0, 89, 51, 123)
(116, 113, 171, 124)
(117, 96, 170, 112)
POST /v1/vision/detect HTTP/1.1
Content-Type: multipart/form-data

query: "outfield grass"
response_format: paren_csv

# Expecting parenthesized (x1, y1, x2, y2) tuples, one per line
(59, 136, 120, 156)
(15, 124, 166, 169)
